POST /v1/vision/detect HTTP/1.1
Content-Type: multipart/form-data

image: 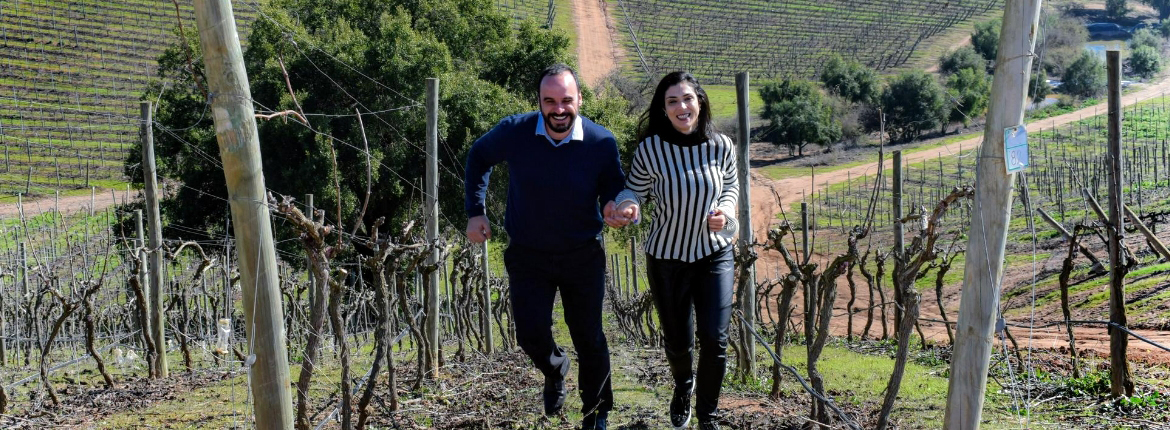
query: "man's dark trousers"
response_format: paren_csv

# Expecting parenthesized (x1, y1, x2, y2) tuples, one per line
(504, 239, 613, 417)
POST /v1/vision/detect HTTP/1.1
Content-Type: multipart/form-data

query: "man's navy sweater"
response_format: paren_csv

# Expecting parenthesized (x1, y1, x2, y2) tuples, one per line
(465, 112, 625, 251)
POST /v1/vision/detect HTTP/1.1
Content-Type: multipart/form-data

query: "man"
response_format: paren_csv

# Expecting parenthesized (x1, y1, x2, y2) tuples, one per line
(464, 64, 625, 430)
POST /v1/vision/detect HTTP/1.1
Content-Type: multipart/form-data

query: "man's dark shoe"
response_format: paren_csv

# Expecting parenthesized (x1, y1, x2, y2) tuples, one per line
(581, 411, 608, 430)
(697, 420, 721, 430)
(669, 383, 693, 429)
(543, 358, 570, 415)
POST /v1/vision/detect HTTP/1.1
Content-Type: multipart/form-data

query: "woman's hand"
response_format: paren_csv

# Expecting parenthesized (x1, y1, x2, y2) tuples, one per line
(708, 209, 726, 231)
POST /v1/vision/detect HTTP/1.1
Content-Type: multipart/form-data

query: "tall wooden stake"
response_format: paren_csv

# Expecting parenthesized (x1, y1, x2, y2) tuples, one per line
(193, 0, 294, 426)
(481, 243, 494, 354)
(1105, 50, 1134, 398)
(892, 150, 905, 332)
(135, 209, 150, 352)
(141, 101, 168, 378)
(944, 0, 1042, 426)
(424, 77, 440, 377)
(735, 71, 756, 372)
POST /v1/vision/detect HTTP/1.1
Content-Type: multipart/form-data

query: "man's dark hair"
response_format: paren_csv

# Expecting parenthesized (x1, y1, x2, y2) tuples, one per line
(535, 63, 581, 99)
(636, 71, 716, 142)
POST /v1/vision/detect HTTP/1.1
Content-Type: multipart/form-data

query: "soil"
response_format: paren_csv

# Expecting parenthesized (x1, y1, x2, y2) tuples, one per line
(0, 189, 136, 218)
(572, 0, 624, 88)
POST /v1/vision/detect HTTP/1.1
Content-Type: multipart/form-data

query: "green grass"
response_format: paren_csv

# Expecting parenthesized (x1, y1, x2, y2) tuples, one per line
(704, 84, 764, 120)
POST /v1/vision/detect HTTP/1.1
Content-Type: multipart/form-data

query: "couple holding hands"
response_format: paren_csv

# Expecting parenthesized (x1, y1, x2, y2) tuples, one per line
(464, 64, 739, 430)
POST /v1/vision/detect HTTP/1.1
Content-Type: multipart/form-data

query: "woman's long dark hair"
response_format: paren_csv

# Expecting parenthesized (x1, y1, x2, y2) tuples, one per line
(636, 71, 716, 143)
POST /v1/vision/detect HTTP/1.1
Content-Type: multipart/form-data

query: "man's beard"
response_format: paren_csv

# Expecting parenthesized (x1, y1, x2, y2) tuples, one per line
(545, 112, 574, 133)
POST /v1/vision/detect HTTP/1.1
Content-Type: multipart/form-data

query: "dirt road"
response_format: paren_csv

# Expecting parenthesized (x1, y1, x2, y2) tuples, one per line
(0, 189, 137, 219)
(572, 0, 623, 87)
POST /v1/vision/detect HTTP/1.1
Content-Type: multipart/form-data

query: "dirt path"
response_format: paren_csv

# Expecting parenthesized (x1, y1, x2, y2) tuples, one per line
(746, 77, 1170, 364)
(0, 189, 136, 218)
(572, 0, 623, 87)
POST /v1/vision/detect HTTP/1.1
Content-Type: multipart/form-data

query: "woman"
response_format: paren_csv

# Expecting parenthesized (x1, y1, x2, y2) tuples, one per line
(612, 71, 738, 430)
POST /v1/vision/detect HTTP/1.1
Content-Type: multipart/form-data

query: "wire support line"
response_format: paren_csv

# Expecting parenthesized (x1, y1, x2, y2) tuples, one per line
(2, 330, 139, 390)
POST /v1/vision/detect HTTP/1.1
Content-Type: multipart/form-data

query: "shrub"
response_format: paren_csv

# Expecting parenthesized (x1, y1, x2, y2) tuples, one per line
(1030, 69, 1052, 102)
(1131, 28, 1162, 50)
(972, 19, 1001, 63)
(939, 46, 986, 75)
(1130, 45, 1163, 78)
(945, 67, 990, 127)
(1038, 14, 1088, 76)
(1061, 51, 1107, 98)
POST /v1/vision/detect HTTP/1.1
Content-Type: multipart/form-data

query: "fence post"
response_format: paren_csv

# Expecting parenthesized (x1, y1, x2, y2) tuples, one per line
(734, 71, 755, 374)
(135, 209, 150, 352)
(424, 77, 441, 378)
(141, 101, 168, 378)
(1105, 50, 1134, 398)
(193, 0, 295, 425)
(944, 0, 1042, 425)
(481, 243, 494, 354)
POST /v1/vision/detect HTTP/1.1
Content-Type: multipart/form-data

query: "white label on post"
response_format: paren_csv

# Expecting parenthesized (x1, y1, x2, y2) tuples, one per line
(1004, 125, 1029, 173)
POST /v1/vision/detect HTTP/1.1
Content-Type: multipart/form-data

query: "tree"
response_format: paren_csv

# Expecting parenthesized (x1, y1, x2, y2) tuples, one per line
(139, 0, 633, 244)
(1107, 0, 1129, 18)
(760, 80, 841, 156)
(972, 19, 1001, 63)
(881, 71, 947, 141)
(819, 55, 880, 105)
(1141, 0, 1170, 20)
(1061, 52, 1107, 98)
(939, 46, 985, 75)
(1130, 45, 1163, 78)
(945, 67, 990, 128)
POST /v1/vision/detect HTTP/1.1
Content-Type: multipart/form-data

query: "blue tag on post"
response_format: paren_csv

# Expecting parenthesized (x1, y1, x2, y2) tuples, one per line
(1004, 125, 1029, 173)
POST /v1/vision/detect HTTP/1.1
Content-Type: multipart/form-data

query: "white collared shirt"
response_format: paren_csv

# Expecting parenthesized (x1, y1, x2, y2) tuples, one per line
(535, 114, 584, 147)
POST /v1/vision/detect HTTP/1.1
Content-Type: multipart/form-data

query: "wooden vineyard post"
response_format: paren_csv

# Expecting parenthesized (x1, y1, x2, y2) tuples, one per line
(943, 0, 1042, 426)
(481, 243, 494, 354)
(424, 77, 440, 378)
(141, 101, 168, 378)
(735, 71, 756, 375)
(801, 203, 810, 264)
(892, 150, 904, 332)
(1036, 208, 1105, 272)
(135, 209, 151, 353)
(1105, 50, 1134, 398)
(306, 194, 316, 314)
(1123, 205, 1170, 261)
(192, 0, 295, 426)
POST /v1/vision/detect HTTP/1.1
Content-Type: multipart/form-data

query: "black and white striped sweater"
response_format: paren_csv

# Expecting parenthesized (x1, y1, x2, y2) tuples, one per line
(616, 133, 739, 262)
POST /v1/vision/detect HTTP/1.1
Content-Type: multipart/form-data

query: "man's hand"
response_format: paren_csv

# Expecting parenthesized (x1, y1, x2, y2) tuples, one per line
(708, 209, 727, 231)
(603, 201, 637, 228)
(466, 215, 492, 243)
